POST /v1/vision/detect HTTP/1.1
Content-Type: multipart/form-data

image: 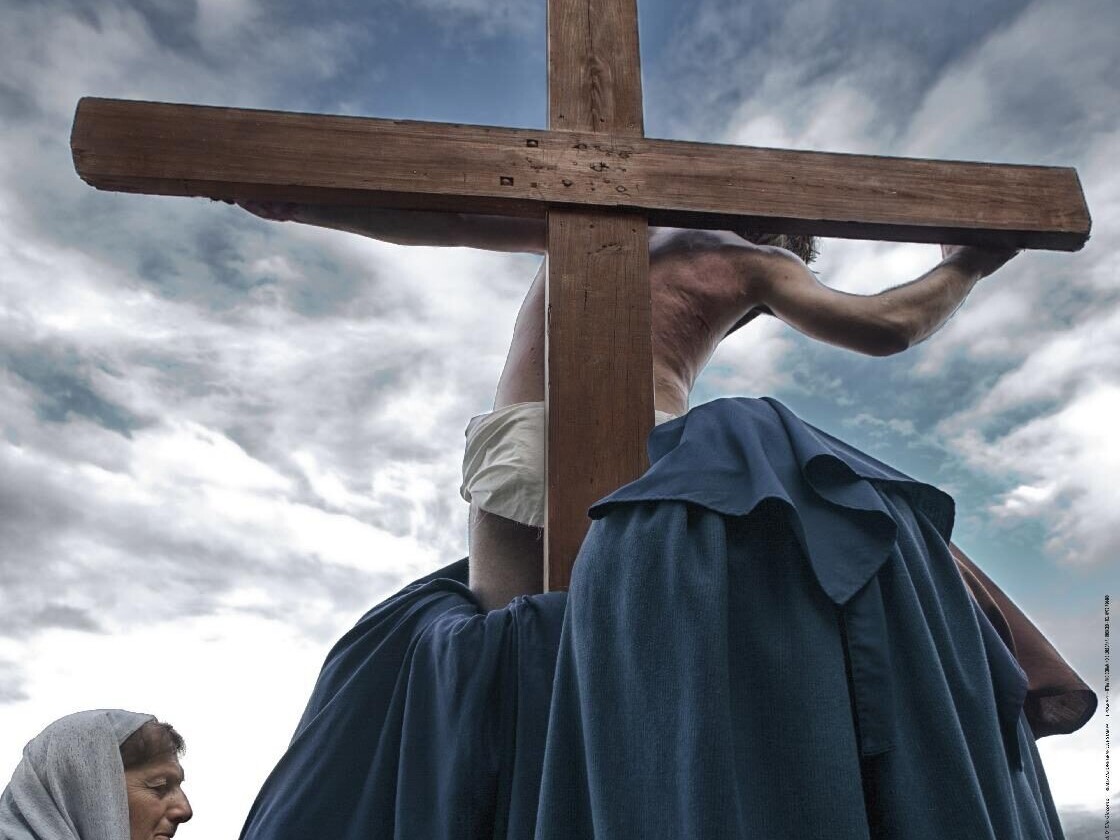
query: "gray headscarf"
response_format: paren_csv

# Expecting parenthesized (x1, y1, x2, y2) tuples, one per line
(0, 709, 154, 840)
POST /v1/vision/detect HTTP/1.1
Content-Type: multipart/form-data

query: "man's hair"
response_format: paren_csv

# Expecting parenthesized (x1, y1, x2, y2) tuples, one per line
(737, 228, 819, 265)
(119, 720, 186, 770)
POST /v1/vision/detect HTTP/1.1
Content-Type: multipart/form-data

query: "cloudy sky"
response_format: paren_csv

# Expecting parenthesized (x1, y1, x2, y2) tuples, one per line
(1, 0, 1115, 836)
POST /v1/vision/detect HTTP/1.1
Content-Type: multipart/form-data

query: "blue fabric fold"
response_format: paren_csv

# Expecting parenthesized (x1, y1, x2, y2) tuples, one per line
(240, 396, 1053, 840)
(239, 561, 568, 840)
(593, 397, 952, 606)
(589, 397, 1022, 765)
(975, 598, 1031, 771)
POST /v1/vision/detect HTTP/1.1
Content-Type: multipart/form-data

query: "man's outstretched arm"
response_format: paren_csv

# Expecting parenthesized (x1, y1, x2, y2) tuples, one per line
(744, 244, 1018, 356)
(237, 201, 547, 254)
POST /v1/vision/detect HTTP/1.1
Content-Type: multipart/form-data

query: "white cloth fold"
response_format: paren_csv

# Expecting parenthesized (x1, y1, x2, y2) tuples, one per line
(461, 401, 678, 528)
(0, 709, 153, 840)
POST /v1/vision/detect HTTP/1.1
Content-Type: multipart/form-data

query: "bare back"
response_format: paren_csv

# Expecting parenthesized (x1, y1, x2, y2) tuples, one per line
(496, 227, 779, 417)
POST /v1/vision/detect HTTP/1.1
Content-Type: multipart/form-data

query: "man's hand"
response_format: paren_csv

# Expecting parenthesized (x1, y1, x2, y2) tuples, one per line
(939, 244, 1020, 278)
(235, 200, 301, 222)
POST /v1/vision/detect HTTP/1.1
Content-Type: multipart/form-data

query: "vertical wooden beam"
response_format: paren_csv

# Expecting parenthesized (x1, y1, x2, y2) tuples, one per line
(548, 0, 644, 135)
(545, 0, 653, 591)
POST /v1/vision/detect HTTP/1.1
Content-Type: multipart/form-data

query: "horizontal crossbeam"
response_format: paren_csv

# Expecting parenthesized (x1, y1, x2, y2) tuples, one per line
(73, 97, 1090, 250)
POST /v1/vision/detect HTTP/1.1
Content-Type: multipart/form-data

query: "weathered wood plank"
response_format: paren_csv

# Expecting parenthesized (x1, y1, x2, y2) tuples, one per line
(544, 210, 652, 591)
(549, 0, 644, 135)
(71, 97, 1091, 250)
(545, 0, 650, 591)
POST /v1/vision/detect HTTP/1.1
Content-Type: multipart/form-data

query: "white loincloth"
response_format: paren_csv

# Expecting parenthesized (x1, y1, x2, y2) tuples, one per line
(460, 401, 678, 528)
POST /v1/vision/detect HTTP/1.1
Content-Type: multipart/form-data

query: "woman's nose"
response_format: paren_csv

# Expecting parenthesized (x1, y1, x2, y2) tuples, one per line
(171, 790, 193, 823)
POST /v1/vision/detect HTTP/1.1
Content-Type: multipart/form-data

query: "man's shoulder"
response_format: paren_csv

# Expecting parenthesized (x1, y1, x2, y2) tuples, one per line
(649, 227, 751, 256)
(649, 228, 808, 277)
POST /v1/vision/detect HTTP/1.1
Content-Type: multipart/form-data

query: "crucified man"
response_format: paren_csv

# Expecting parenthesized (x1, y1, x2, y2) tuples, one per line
(238, 202, 1014, 611)
(235, 203, 1096, 840)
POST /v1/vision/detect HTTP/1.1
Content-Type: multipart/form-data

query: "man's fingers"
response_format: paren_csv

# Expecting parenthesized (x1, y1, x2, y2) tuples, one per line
(238, 200, 299, 221)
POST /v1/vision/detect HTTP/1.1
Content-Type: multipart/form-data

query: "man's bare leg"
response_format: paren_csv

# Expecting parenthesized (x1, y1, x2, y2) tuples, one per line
(468, 264, 548, 611)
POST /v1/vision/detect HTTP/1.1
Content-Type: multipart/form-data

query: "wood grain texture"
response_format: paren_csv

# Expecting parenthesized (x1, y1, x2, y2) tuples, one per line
(548, 0, 644, 135)
(545, 209, 652, 591)
(545, 0, 650, 590)
(72, 98, 1091, 249)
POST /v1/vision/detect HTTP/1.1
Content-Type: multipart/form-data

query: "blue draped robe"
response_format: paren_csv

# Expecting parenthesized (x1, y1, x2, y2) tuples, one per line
(239, 398, 1069, 839)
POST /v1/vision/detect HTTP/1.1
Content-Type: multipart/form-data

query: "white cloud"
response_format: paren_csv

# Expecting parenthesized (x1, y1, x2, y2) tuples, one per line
(911, 278, 1043, 376)
(991, 482, 1056, 515)
(133, 421, 292, 492)
(405, 0, 541, 35)
(903, 0, 1118, 163)
(728, 74, 892, 154)
(843, 412, 917, 438)
(821, 239, 936, 295)
(0, 5, 171, 120)
(699, 313, 796, 399)
(1037, 721, 1110, 813)
(195, 0, 261, 51)
(0, 0, 363, 136)
(946, 305, 1120, 427)
(946, 385, 1120, 564)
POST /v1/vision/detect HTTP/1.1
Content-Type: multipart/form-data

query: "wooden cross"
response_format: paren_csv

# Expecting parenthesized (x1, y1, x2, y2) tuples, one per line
(70, 0, 1089, 593)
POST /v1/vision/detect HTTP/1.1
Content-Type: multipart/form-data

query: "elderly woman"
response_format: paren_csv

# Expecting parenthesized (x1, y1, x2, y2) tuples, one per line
(0, 710, 192, 840)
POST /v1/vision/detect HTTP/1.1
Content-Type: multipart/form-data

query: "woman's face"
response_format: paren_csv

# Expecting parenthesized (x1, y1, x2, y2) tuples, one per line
(123, 757, 193, 840)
